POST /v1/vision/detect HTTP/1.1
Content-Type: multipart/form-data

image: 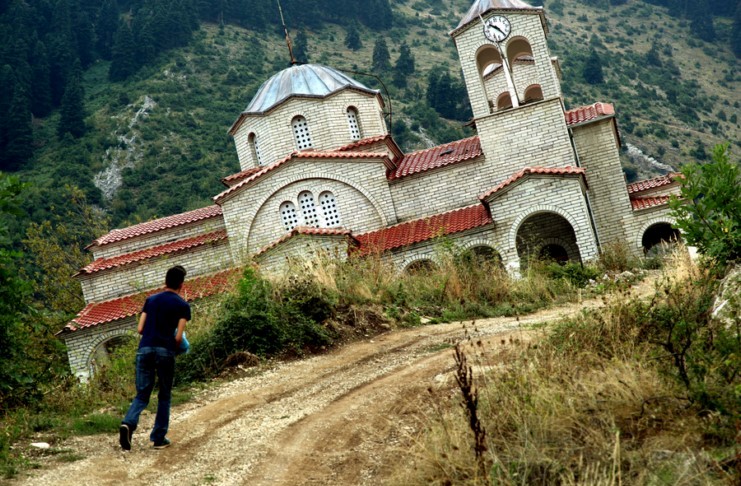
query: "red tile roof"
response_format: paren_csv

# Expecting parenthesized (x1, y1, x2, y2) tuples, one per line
(60, 268, 242, 335)
(76, 230, 228, 276)
(388, 136, 482, 181)
(626, 173, 679, 194)
(214, 151, 392, 203)
(254, 226, 354, 257)
(630, 195, 671, 211)
(222, 167, 262, 187)
(337, 134, 404, 161)
(565, 102, 615, 126)
(354, 204, 492, 255)
(479, 166, 586, 200)
(89, 206, 223, 248)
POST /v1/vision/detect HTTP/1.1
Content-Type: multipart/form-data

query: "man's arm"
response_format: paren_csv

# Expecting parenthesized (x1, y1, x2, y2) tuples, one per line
(174, 318, 187, 345)
(137, 313, 147, 335)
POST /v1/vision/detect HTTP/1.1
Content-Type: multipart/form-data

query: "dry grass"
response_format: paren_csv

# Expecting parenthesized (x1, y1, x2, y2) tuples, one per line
(388, 248, 738, 486)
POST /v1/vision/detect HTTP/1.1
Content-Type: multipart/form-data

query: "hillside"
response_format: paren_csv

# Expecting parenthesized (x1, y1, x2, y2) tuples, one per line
(2, 0, 739, 237)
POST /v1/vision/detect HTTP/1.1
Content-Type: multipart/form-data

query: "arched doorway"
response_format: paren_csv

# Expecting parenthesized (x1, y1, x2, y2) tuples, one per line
(404, 258, 437, 275)
(89, 334, 137, 374)
(516, 212, 581, 265)
(642, 222, 681, 255)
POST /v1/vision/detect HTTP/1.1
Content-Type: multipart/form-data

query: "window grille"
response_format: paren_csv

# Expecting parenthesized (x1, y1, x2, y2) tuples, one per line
(347, 108, 361, 140)
(279, 201, 299, 231)
(253, 135, 263, 165)
(292, 116, 313, 150)
(319, 191, 341, 227)
(298, 191, 319, 227)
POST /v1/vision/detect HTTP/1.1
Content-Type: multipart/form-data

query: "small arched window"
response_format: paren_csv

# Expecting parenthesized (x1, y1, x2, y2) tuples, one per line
(497, 92, 513, 110)
(346, 107, 361, 140)
(249, 133, 263, 165)
(319, 191, 341, 227)
(298, 191, 319, 227)
(292, 116, 313, 150)
(279, 201, 299, 231)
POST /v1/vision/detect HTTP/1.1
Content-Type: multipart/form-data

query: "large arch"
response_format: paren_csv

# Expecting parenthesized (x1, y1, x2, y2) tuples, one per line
(476, 44, 503, 78)
(515, 212, 582, 264)
(641, 222, 681, 254)
(506, 36, 534, 66)
(635, 217, 678, 252)
(71, 325, 138, 380)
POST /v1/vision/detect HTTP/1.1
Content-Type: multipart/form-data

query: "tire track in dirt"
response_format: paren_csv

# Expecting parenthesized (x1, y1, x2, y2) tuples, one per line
(15, 284, 654, 486)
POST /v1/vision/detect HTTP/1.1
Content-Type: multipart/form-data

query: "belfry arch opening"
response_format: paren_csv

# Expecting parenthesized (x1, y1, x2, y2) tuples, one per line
(506, 37, 534, 66)
(642, 222, 681, 254)
(497, 92, 513, 110)
(523, 84, 544, 103)
(516, 212, 581, 266)
(476, 45, 503, 78)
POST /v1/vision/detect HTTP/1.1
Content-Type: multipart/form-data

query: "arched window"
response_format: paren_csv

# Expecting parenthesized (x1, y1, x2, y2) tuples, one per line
(292, 116, 313, 150)
(319, 191, 341, 227)
(347, 107, 361, 140)
(298, 191, 319, 227)
(279, 201, 299, 231)
(497, 92, 513, 110)
(476, 45, 502, 79)
(249, 133, 263, 165)
(506, 37, 534, 67)
(523, 84, 544, 103)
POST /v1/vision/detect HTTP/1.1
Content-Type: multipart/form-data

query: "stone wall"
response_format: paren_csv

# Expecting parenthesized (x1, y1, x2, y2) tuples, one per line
(622, 206, 677, 254)
(220, 157, 397, 260)
(61, 316, 137, 381)
(571, 119, 633, 247)
(92, 216, 226, 260)
(233, 91, 387, 171)
(454, 11, 559, 120)
(476, 98, 577, 180)
(255, 234, 350, 274)
(79, 239, 234, 302)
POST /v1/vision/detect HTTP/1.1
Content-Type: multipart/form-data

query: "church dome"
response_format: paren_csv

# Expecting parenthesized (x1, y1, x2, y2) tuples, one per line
(456, 0, 539, 31)
(244, 64, 379, 114)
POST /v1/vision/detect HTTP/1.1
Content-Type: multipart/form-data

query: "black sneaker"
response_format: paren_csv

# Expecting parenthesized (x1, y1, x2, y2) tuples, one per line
(119, 424, 132, 451)
(153, 438, 171, 449)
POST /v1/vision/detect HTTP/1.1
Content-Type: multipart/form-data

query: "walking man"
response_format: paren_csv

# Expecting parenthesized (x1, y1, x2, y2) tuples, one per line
(119, 265, 191, 450)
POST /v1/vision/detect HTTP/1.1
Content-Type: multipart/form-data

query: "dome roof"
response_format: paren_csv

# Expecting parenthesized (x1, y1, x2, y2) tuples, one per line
(455, 0, 539, 31)
(243, 64, 379, 114)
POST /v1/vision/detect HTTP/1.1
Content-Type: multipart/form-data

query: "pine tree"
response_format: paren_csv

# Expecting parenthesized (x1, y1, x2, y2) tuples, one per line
(293, 30, 309, 64)
(96, 0, 119, 60)
(732, 3, 741, 58)
(58, 62, 85, 139)
(689, 0, 716, 42)
(582, 49, 604, 84)
(109, 22, 138, 81)
(30, 41, 53, 117)
(3, 88, 34, 171)
(371, 37, 391, 74)
(392, 41, 415, 88)
(345, 22, 362, 50)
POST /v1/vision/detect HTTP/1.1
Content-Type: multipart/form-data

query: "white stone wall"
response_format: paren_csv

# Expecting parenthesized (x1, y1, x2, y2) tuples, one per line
(92, 216, 226, 260)
(62, 316, 137, 381)
(255, 235, 350, 275)
(571, 120, 632, 247)
(484, 63, 543, 110)
(79, 240, 234, 302)
(220, 157, 397, 261)
(233, 91, 387, 171)
(485, 175, 599, 267)
(476, 98, 577, 180)
(454, 11, 560, 120)
(622, 206, 677, 254)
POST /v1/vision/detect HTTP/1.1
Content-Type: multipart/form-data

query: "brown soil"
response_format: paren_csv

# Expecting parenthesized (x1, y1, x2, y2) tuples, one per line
(13, 280, 656, 486)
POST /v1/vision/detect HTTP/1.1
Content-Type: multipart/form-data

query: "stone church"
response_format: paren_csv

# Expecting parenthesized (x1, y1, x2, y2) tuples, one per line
(59, 0, 680, 379)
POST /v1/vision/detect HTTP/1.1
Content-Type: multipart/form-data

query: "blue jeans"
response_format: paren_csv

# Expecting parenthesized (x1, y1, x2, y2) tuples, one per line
(122, 347, 175, 443)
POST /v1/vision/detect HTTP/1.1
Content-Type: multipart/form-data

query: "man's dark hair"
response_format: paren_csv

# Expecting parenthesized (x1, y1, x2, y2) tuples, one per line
(165, 265, 187, 290)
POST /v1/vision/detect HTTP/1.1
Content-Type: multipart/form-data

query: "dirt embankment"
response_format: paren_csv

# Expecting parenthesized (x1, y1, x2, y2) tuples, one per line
(14, 287, 642, 486)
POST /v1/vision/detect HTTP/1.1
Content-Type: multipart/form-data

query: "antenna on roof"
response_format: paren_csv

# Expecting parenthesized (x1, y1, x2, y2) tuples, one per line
(276, 0, 296, 65)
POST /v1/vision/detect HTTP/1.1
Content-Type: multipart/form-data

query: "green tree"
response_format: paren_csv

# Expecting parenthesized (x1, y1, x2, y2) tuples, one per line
(392, 41, 415, 88)
(670, 143, 740, 265)
(30, 41, 53, 117)
(58, 62, 86, 139)
(293, 30, 309, 64)
(371, 37, 391, 74)
(109, 21, 138, 81)
(3, 88, 34, 170)
(732, 3, 741, 58)
(345, 22, 362, 50)
(582, 49, 604, 84)
(96, 0, 120, 60)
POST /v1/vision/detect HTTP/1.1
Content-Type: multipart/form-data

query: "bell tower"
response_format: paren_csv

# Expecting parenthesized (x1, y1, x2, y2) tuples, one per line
(450, 0, 577, 179)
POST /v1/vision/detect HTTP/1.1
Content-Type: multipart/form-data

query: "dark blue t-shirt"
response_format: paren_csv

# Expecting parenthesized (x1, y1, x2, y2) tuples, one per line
(139, 291, 191, 352)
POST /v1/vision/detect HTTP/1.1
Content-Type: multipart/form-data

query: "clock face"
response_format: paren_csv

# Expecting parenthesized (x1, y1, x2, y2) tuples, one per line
(484, 16, 511, 43)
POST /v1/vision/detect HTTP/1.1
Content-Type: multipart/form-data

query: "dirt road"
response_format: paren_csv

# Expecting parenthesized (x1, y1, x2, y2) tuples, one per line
(15, 292, 625, 486)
